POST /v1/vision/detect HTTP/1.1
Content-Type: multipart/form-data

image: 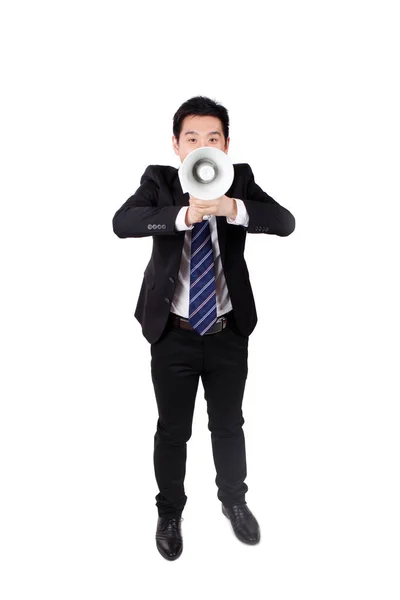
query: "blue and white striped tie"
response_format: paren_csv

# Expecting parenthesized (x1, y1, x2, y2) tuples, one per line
(189, 219, 217, 335)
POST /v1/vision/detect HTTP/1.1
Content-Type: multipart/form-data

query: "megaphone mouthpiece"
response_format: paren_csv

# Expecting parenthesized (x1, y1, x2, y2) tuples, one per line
(194, 160, 217, 183)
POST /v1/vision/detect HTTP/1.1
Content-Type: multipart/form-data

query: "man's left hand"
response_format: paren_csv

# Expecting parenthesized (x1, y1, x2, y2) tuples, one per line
(189, 195, 237, 219)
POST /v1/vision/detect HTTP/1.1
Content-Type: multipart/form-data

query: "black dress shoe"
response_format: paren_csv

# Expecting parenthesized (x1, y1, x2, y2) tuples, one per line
(222, 503, 260, 545)
(155, 516, 183, 560)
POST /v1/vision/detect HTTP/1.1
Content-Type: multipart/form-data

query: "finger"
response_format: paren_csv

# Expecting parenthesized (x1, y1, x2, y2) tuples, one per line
(196, 204, 217, 212)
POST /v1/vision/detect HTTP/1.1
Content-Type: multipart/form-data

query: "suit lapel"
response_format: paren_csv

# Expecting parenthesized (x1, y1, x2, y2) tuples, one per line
(172, 170, 190, 207)
(216, 216, 227, 266)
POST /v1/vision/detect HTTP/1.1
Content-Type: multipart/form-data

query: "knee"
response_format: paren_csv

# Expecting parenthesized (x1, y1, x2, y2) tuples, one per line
(208, 416, 245, 437)
(155, 419, 192, 445)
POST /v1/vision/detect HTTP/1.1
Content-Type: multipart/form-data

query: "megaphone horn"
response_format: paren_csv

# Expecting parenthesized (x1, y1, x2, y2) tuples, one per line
(178, 146, 234, 202)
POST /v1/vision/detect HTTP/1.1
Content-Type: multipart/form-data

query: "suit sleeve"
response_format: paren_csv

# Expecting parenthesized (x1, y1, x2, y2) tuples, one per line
(112, 165, 184, 238)
(242, 164, 295, 236)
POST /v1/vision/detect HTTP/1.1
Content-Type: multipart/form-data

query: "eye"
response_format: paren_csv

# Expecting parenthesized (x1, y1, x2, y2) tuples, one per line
(189, 138, 196, 142)
(210, 138, 217, 142)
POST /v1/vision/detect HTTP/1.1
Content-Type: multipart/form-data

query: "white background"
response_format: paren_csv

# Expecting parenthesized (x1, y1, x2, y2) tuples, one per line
(1, 0, 399, 598)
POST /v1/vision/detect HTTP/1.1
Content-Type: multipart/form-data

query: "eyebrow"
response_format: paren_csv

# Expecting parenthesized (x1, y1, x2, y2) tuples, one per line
(184, 130, 222, 136)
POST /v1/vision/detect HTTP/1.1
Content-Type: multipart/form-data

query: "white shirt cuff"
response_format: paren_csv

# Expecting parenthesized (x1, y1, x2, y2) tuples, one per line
(175, 206, 194, 230)
(226, 199, 249, 227)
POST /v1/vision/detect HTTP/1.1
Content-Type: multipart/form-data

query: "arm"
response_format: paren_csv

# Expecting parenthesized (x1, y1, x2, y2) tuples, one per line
(178, 199, 249, 230)
(112, 165, 184, 238)
(242, 164, 295, 236)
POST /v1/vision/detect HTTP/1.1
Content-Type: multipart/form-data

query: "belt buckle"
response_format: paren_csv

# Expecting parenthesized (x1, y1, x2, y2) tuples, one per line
(173, 313, 228, 334)
(205, 317, 225, 335)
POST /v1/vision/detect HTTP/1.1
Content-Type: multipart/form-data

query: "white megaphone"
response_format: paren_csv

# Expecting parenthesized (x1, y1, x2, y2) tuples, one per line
(178, 147, 234, 220)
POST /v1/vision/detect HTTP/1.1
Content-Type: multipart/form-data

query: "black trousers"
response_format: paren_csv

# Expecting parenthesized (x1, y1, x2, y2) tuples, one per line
(150, 310, 249, 518)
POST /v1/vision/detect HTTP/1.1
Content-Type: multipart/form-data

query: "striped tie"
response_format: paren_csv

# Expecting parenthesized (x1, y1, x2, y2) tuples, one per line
(188, 219, 217, 335)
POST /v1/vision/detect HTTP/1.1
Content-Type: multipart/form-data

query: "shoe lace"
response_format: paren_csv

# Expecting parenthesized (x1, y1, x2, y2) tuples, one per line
(160, 516, 183, 532)
(230, 504, 251, 525)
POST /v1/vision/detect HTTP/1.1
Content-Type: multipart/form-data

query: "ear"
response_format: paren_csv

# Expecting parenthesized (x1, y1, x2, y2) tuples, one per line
(172, 135, 179, 155)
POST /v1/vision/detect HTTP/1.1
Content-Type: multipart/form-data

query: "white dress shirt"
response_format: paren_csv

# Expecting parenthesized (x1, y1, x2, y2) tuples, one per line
(171, 199, 250, 318)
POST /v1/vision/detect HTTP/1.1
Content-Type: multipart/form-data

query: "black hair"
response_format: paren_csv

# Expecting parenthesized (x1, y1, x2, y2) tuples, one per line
(172, 95, 229, 143)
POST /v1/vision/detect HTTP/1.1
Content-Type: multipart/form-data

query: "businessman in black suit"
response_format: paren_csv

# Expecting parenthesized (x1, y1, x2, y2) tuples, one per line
(112, 96, 295, 560)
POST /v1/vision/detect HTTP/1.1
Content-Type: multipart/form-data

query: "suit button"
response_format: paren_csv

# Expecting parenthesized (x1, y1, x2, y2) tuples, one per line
(169, 277, 174, 283)
(157, 224, 161, 229)
(162, 224, 166, 229)
(265, 226, 269, 232)
(164, 297, 170, 304)
(147, 224, 152, 230)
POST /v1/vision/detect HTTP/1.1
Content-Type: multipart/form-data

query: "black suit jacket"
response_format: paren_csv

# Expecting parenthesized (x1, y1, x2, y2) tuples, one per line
(112, 163, 295, 344)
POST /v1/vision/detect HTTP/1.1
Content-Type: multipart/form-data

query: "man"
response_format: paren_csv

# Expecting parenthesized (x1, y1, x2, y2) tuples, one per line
(112, 96, 295, 561)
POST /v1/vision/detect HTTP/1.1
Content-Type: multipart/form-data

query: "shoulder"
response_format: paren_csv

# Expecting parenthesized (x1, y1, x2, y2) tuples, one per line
(233, 163, 253, 181)
(140, 164, 178, 188)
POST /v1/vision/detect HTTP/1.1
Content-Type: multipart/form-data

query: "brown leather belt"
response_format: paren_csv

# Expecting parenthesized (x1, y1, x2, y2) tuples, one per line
(169, 310, 232, 335)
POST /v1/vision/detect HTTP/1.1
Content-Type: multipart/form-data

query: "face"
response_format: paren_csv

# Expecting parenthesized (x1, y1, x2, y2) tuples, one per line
(172, 115, 230, 163)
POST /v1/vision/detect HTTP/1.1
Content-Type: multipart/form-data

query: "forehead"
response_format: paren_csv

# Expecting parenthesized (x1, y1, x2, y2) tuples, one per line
(181, 114, 223, 134)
